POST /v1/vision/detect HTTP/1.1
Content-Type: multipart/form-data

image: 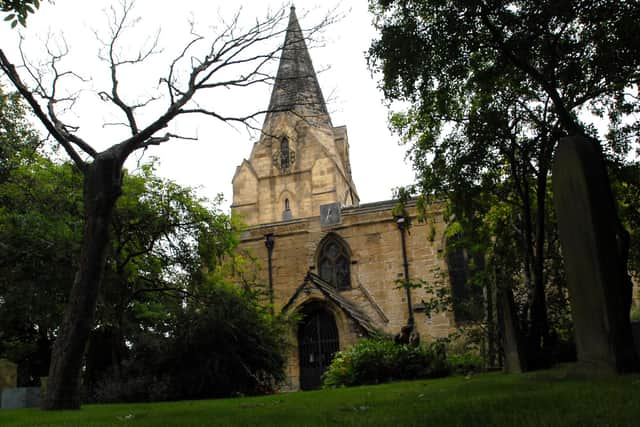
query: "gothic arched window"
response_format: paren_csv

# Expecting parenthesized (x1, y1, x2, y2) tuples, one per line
(317, 235, 351, 290)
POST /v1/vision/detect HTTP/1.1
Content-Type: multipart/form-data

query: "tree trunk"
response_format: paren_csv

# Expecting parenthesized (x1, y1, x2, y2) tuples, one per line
(42, 153, 123, 410)
(529, 166, 551, 363)
(485, 277, 497, 368)
(520, 171, 542, 356)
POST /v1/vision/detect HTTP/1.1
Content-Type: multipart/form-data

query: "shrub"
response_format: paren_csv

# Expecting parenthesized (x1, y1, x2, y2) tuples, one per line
(447, 351, 483, 374)
(322, 338, 449, 388)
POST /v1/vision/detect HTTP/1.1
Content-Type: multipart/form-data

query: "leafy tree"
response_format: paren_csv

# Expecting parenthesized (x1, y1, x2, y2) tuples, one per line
(0, 145, 287, 397)
(0, 1, 329, 408)
(0, 94, 267, 389)
(0, 85, 288, 395)
(369, 0, 640, 370)
(369, 0, 640, 138)
(87, 161, 247, 388)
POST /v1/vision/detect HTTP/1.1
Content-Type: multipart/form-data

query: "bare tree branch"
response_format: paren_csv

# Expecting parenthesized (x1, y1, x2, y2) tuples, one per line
(13, 33, 99, 160)
(0, 48, 89, 169)
(94, 0, 163, 135)
(139, 132, 198, 149)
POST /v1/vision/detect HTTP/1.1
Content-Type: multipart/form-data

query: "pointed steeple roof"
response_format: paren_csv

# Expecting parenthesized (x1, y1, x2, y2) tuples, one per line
(263, 6, 332, 131)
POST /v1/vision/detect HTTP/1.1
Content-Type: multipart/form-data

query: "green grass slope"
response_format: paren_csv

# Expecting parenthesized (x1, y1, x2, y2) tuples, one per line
(1, 367, 638, 427)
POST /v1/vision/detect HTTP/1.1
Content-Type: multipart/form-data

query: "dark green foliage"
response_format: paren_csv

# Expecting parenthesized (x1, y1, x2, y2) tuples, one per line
(1, 0, 42, 28)
(81, 161, 295, 403)
(92, 160, 242, 380)
(0, 157, 81, 385)
(447, 351, 483, 375)
(0, 86, 40, 183)
(369, 0, 640, 129)
(0, 88, 79, 385)
(322, 338, 449, 388)
(169, 292, 289, 399)
(89, 282, 292, 403)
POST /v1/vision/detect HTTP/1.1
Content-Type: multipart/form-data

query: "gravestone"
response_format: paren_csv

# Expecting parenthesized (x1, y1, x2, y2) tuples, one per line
(1, 387, 41, 409)
(497, 289, 526, 373)
(0, 360, 17, 393)
(552, 135, 638, 374)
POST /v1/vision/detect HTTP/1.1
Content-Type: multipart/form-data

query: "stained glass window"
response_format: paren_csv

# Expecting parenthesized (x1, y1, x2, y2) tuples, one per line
(317, 235, 351, 289)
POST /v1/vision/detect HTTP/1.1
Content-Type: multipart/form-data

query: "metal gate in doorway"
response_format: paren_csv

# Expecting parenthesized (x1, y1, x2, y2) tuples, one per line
(298, 307, 339, 390)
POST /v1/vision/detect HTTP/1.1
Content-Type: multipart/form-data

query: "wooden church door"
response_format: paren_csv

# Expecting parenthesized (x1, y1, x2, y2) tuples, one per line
(298, 307, 339, 390)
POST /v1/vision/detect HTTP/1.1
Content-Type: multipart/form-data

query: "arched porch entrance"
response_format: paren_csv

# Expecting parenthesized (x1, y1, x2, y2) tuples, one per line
(297, 303, 339, 390)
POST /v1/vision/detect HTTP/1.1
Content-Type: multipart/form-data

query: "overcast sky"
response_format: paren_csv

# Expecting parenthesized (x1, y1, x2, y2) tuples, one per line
(0, 0, 416, 209)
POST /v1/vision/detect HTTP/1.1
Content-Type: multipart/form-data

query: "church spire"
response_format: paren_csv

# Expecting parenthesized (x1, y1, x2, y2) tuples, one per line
(263, 6, 332, 131)
(230, 6, 359, 225)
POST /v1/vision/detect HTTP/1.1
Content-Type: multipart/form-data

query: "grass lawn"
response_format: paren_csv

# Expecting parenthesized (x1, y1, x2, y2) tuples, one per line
(1, 367, 638, 427)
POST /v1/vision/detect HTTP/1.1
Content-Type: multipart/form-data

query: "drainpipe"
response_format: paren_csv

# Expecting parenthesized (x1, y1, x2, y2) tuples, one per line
(396, 216, 414, 326)
(265, 233, 275, 309)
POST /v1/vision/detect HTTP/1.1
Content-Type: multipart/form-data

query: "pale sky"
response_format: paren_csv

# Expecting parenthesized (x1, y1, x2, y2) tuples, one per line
(0, 0, 416, 209)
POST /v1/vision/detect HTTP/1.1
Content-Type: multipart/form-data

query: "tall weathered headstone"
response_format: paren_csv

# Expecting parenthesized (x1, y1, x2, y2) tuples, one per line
(552, 135, 638, 374)
(497, 288, 526, 373)
(0, 360, 17, 393)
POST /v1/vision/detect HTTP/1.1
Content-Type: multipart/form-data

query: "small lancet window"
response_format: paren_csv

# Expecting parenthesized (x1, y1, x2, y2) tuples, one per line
(285, 198, 290, 211)
(317, 235, 351, 290)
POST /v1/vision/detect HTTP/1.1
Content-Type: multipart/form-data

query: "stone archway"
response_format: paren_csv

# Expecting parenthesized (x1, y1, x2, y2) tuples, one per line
(297, 302, 340, 390)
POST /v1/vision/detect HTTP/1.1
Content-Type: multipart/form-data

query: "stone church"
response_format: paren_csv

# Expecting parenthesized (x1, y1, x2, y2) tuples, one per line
(231, 7, 459, 390)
